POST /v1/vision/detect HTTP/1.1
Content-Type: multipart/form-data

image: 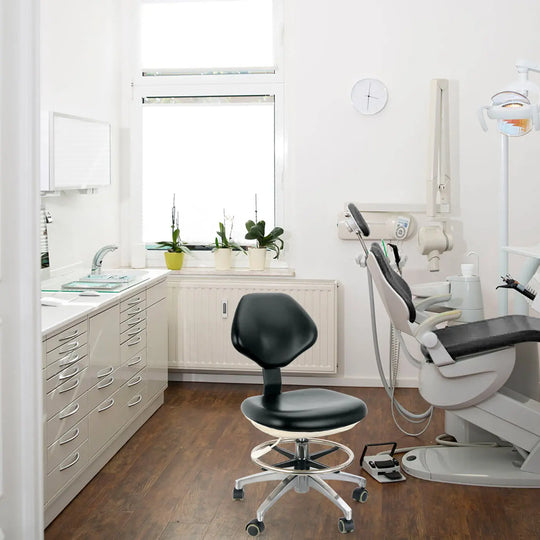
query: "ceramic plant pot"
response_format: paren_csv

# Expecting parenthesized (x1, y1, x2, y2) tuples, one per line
(164, 252, 185, 270)
(248, 247, 267, 271)
(214, 247, 232, 270)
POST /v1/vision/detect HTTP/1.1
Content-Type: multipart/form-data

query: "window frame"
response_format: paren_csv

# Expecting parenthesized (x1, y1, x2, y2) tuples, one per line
(127, 0, 285, 267)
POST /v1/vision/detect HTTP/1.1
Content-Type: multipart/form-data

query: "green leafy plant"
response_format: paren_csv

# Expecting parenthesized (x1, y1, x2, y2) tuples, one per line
(245, 220, 284, 259)
(214, 221, 246, 253)
(157, 195, 191, 254)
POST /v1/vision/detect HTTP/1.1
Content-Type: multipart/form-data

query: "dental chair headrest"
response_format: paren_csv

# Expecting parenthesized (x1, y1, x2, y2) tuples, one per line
(347, 203, 370, 236)
(370, 243, 416, 323)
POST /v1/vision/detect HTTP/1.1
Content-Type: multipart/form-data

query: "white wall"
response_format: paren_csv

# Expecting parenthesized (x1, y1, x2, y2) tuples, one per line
(40, 0, 122, 273)
(283, 0, 540, 385)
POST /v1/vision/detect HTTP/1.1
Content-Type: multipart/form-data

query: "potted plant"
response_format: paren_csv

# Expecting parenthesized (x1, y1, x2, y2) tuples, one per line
(244, 219, 284, 271)
(157, 195, 190, 270)
(213, 216, 246, 270)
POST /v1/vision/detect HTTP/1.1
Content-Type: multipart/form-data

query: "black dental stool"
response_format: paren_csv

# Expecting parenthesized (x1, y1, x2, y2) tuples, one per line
(231, 293, 368, 536)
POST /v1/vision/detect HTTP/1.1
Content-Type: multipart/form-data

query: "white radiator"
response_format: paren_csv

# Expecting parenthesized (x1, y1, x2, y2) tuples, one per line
(168, 278, 338, 374)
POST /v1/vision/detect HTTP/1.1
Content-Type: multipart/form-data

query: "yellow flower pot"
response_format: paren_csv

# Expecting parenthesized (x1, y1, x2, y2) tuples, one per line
(164, 252, 185, 270)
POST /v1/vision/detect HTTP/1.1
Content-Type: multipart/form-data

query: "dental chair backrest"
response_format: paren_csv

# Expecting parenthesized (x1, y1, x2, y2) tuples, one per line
(366, 243, 417, 335)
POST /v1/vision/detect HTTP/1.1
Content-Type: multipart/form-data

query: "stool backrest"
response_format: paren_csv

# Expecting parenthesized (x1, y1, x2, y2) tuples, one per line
(231, 293, 318, 395)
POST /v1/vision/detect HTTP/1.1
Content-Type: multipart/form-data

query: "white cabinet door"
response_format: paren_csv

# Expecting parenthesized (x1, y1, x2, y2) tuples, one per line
(88, 305, 120, 380)
(146, 298, 168, 399)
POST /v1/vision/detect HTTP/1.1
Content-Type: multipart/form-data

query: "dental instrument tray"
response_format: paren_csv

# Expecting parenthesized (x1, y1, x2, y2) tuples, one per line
(360, 442, 405, 483)
(62, 281, 122, 291)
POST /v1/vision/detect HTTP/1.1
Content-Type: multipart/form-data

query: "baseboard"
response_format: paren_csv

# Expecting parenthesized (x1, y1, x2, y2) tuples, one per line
(168, 370, 419, 388)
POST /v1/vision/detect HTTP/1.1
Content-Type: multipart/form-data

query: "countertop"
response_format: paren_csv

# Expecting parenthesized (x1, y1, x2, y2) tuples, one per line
(41, 269, 169, 337)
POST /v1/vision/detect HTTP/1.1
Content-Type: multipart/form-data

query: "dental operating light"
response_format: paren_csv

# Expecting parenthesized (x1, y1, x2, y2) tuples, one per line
(478, 59, 540, 315)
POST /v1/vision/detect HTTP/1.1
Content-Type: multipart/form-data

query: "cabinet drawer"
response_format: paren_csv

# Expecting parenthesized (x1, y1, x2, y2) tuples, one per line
(44, 349, 89, 394)
(120, 292, 146, 313)
(46, 333, 88, 367)
(86, 370, 123, 413)
(146, 280, 167, 307)
(46, 320, 88, 354)
(121, 369, 149, 424)
(45, 365, 92, 419)
(45, 440, 89, 504)
(120, 318, 147, 345)
(46, 418, 89, 474)
(117, 348, 147, 386)
(120, 330, 147, 364)
(120, 300, 147, 323)
(88, 388, 128, 457)
(119, 312, 147, 335)
(46, 394, 90, 447)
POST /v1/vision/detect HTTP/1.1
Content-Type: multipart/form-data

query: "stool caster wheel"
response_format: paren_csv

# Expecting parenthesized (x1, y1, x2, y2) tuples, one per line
(352, 487, 368, 503)
(246, 518, 265, 537)
(233, 487, 245, 500)
(338, 517, 355, 534)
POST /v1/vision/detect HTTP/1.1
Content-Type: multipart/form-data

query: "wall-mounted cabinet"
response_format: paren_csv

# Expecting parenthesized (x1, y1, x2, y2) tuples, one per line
(40, 112, 111, 192)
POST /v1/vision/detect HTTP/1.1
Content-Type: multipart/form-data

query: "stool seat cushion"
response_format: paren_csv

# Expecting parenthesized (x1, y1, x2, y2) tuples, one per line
(241, 388, 367, 432)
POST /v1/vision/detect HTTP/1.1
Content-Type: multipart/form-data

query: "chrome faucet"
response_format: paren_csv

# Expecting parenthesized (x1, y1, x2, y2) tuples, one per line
(91, 245, 118, 275)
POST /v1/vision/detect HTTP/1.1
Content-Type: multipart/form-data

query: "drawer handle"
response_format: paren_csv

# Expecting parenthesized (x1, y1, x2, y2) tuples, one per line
(58, 378, 80, 394)
(58, 329, 80, 341)
(59, 402, 80, 420)
(59, 452, 80, 471)
(127, 355, 142, 367)
(127, 297, 142, 305)
(58, 341, 80, 353)
(127, 326, 143, 336)
(59, 365, 80, 381)
(98, 398, 115, 412)
(97, 376, 114, 390)
(127, 316, 144, 326)
(59, 428, 80, 446)
(59, 353, 80, 367)
(127, 306, 142, 316)
(127, 335, 142, 347)
(128, 395, 142, 407)
(97, 366, 114, 378)
(127, 375, 142, 387)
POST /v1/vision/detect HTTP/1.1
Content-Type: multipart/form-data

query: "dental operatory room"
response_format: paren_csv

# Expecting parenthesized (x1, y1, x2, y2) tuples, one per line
(3, 0, 540, 538)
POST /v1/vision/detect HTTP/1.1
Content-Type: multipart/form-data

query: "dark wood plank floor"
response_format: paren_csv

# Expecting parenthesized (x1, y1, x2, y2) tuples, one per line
(45, 382, 539, 539)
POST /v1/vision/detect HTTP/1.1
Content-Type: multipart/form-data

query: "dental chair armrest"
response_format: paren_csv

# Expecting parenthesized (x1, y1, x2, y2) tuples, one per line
(414, 294, 452, 313)
(413, 310, 462, 367)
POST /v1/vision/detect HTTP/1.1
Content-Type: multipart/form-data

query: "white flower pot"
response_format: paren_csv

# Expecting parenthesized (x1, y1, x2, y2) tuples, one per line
(214, 247, 232, 270)
(248, 247, 267, 271)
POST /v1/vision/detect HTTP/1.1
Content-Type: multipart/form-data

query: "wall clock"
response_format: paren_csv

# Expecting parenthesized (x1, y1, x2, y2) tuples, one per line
(351, 78, 388, 115)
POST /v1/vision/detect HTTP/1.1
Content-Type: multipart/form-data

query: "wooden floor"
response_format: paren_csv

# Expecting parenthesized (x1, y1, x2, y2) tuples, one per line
(45, 382, 539, 540)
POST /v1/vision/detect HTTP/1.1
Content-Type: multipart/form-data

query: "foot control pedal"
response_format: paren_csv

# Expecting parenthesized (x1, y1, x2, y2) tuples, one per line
(360, 442, 406, 483)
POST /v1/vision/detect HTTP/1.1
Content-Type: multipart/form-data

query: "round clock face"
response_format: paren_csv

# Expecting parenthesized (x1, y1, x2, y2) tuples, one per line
(351, 78, 388, 115)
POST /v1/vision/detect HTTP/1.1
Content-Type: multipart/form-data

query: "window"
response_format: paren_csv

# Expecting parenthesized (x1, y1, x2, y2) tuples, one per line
(141, 0, 274, 75)
(134, 0, 283, 251)
(142, 96, 275, 243)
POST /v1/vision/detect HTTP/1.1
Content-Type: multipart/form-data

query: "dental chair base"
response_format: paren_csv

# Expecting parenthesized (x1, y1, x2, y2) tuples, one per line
(404, 385, 540, 487)
(402, 446, 540, 487)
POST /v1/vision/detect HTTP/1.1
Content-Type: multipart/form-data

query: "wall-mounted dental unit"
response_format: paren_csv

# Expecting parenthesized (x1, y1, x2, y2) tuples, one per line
(418, 79, 453, 272)
(478, 60, 540, 315)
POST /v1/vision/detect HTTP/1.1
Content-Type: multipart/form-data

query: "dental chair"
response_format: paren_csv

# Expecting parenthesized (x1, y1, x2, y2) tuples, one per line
(348, 203, 540, 487)
(231, 293, 368, 536)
